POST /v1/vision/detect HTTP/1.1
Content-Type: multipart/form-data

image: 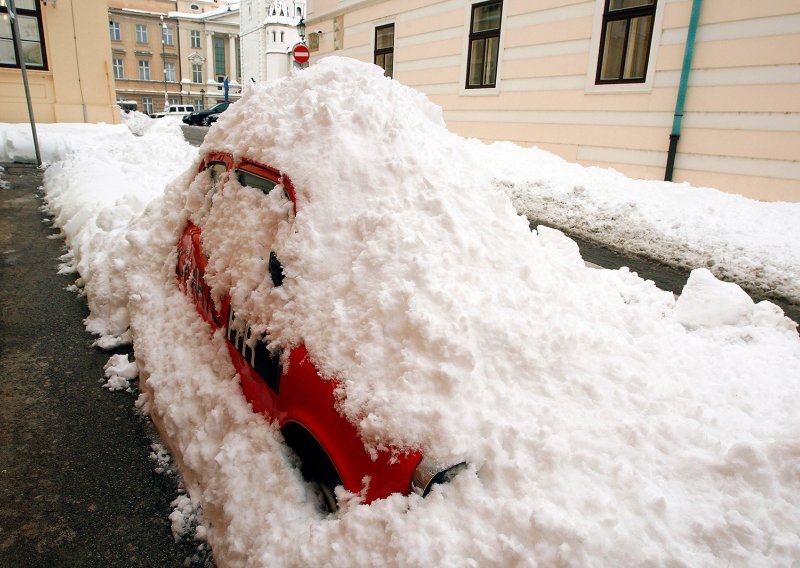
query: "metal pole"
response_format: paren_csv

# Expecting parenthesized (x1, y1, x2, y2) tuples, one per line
(665, 0, 702, 181)
(8, 0, 41, 166)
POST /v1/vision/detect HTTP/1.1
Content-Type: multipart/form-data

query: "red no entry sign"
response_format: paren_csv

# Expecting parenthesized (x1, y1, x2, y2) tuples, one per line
(293, 44, 310, 64)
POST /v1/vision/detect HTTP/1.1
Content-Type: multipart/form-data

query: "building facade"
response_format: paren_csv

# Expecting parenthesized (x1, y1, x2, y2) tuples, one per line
(0, 0, 118, 123)
(240, 0, 307, 83)
(305, 0, 800, 202)
(108, 0, 242, 114)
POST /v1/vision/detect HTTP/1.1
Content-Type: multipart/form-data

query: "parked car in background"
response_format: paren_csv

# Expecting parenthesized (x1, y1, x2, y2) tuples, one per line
(119, 100, 137, 113)
(150, 104, 195, 119)
(182, 101, 231, 126)
(206, 113, 221, 125)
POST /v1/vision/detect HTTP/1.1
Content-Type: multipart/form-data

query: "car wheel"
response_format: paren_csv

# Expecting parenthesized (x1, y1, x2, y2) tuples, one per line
(315, 481, 338, 514)
(201, 116, 211, 127)
(282, 422, 341, 514)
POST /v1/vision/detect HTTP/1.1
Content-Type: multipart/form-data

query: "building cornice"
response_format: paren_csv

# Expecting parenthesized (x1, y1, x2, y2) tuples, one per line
(304, 0, 384, 25)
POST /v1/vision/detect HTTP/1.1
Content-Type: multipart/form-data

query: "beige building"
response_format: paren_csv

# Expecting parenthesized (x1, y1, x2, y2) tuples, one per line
(108, 0, 241, 114)
(0, 0, 118, 124)
(305, 0, 800, 202)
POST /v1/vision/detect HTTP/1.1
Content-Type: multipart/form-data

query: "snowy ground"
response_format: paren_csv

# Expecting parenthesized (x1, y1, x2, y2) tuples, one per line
(1, 57, 798, 567)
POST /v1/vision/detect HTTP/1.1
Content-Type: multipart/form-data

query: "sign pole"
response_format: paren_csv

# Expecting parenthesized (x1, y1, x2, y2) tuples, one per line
(8, 0, 41, 166)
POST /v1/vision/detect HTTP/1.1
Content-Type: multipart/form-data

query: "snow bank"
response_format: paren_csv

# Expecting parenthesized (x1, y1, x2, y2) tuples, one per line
(489, 143, 800, 304)
(15, 57, 800, 566)
(128, 58, 800, 565)
(7, 118, 198, 339)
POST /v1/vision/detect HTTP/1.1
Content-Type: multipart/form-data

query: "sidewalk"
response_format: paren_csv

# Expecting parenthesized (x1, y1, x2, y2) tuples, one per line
(0, 163, 207, 567)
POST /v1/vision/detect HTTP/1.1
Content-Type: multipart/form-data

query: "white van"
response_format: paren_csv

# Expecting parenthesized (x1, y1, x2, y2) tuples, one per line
(150, 105, 195, 118)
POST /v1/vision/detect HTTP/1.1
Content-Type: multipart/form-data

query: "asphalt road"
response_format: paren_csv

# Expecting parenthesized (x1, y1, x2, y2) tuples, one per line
(181, 124, 208, 147)
(0, 163, 207, 567)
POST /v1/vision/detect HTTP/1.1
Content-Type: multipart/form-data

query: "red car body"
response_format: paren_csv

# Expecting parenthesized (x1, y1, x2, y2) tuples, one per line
(176, 151, 425, 505)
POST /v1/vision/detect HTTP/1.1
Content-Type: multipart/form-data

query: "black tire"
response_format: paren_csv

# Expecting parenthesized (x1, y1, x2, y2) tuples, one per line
(282, 422, 341, 514)
(201, 116, 211, 127)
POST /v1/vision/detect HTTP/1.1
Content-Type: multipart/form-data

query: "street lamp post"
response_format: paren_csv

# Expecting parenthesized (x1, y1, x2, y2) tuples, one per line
(6, 0, 40, 165)
(200, 88, 205, 110)
(161, 15, 168, 111)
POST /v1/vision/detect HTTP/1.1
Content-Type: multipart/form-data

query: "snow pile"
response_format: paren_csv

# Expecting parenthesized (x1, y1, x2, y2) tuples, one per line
(487, 144, 800, 304)
(122, 58, 800, 565)
(9, 118, 198, 339)
(16, 57, 800, 566)
(103, 353, 139, 391)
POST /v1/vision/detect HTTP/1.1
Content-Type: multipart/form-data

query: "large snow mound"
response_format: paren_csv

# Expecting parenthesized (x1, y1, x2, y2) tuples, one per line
(135, 57, 800, 564)
(13, 56, 800, 566)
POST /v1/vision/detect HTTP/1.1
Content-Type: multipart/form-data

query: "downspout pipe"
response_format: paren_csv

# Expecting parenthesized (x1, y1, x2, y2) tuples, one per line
(665, 0, 702, 181)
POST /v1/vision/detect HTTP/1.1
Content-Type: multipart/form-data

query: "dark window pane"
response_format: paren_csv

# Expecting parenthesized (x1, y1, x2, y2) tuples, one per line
(483, 35, 499, 84)
(472, 2, 502, 33)
(19, 15, 40, 41)
(0, 18, 12, 40)
(376, 25, 393, 49)
(468, 38, 485, 86)
(384, 52, 393, 78)
(600, 19, 626, 80)
(609, 0, 655, 10)
(0, 39, 14, 65)
(623, 15, 652, 79)
(21, 41, 42, 66)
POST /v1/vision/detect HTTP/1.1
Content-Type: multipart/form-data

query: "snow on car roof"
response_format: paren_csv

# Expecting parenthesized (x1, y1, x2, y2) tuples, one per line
(181, 57, 800, 562)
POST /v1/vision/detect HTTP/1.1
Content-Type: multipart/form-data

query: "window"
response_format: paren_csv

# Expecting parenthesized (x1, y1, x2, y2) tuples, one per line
(164, 61, 175, 82)
(194, 98, 203, 110)
(168, 97, 179, 106)
(136, 24, 148, 43)
(213, 37, 225, 76)
(138, 59, 150, 80)
(0, 0, 47, 70)
(280, 31, 285, 43)
(374, 24, 394, 78)
(466, 1, 502, 88)
(162, 25, 174, 46)
(192, 63, 203, 83)
(191, 30, 201, 48)
(596, 0, 656, 83)
(142, 96, 153, 114)
(109, 21, 121, 42)
(113, 58, 124, 79)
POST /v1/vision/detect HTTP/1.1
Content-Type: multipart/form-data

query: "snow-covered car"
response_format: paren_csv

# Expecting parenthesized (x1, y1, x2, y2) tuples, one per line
(121, 57, 799, 563)
(150, 104, 195, 119)
(174, 152, 463, 510)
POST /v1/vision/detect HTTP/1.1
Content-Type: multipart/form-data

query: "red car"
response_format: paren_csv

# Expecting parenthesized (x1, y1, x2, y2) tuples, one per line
(175, 151, 461, 511)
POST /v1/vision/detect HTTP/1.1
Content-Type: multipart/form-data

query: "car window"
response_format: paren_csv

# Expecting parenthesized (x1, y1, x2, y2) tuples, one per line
(236, 169, 277, 195)
(207, 161, 228, 190)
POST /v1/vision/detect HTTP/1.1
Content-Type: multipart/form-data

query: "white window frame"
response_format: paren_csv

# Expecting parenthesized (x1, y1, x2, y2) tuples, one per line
(190, 30, 201, 48)
(138, 59, 150, 80)
(112, 58, 124, 79)
(136, 24, 148, 43)
(458, 1, 507, 97)
(585, 0, 666, 94)
(162, 25, 174, 46)
(109, 21, 121, 42)
(142, 96, 153, 114)
(192, 63, 203, 83)
(164, 61, 175, 82)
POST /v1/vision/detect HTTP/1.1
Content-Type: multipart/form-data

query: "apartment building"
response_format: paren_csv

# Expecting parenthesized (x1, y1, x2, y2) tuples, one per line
(108, 0, 242, 114)
(305, 0, 800, 202)
(0, 0, 117, 123)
